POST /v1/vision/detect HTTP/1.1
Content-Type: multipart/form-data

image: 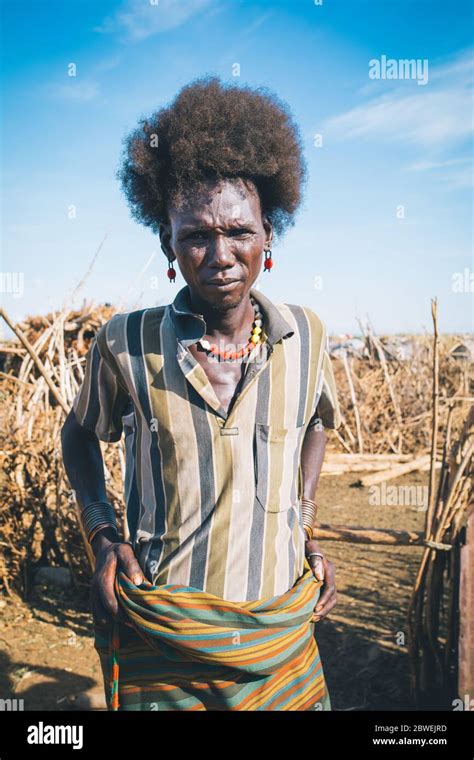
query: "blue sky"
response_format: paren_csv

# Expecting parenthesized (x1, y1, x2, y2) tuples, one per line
(1, 0, 473, 335)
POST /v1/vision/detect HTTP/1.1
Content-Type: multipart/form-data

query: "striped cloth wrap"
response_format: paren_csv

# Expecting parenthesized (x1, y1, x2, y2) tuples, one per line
(94, 556, 331, 711)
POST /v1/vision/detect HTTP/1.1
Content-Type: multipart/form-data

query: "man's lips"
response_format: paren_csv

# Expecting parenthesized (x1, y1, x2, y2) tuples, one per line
(204, 278, 241, 287)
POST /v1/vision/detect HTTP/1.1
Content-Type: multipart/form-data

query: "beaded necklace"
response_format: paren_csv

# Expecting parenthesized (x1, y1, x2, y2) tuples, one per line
(197, 296, 266, 362)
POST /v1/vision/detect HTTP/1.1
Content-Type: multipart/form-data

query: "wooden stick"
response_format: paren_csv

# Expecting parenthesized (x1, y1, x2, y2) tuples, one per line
(425, 298, 439, 537)
(371, 333, 404, 452)
(0, 371, 35, 388)
(341, 351, 364, 453)
(0, 307, 69, 414)
(458, 507, 474, 697)
(358, 455, 431, 486)
(327, 453, 417, 462)
(311, 522, 424, 545)
(0, 346, 25, 354)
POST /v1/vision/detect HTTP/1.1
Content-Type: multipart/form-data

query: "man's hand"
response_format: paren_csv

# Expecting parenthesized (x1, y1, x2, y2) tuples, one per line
(305, 538, 337, 623)
(90, 531, 144, 626)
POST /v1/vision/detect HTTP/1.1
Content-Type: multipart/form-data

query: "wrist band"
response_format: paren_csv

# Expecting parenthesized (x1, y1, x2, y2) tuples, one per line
(81, 501, 118, 543)
(303, 524, 313, 541)
(301, 498, 318, 528)
(82, 504, 117, 541)
(88, 522, 118, 545)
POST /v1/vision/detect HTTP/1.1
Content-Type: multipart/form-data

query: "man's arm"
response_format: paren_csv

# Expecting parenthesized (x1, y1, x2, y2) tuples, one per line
(299, 423, 326, 503)
(299, 421, 337, 623)
(61, 409, 108, 510)
(61, 409, 143, 623)
(61, 409, 118, 550)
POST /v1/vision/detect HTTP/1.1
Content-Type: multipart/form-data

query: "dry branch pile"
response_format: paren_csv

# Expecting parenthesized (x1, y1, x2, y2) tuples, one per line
(330, 332, 472, 456)
(406, 406, 473, 707)
(0, 303, 124, 596)
(0, 301, 472, 598)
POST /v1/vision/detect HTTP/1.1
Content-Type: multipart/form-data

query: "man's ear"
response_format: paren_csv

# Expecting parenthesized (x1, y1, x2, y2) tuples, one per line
(159, 221, 175, 261)
(262, 214, 273, 249)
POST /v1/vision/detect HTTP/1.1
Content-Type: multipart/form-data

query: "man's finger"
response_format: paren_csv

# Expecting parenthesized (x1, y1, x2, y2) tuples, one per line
(315, 580, 336, 611)
(311, 594, 337, 621)
(90, 584, 112, 627)
(315, 560, 336, 607)
(98, 580, 119, 619)
(118, 545, 144, 586)
(308, 557, 325, 582)
(97, 554, 119, 618)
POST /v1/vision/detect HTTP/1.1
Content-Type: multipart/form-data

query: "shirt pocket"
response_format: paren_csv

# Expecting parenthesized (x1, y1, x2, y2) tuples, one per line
(254, 422, 306, 513)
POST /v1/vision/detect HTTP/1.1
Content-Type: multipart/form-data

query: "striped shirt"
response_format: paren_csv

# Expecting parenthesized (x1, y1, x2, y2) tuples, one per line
(73, 284, 342, 602)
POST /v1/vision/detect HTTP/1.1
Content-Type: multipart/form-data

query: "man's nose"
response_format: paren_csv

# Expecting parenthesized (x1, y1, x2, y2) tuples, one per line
(208, 235, 235, 267)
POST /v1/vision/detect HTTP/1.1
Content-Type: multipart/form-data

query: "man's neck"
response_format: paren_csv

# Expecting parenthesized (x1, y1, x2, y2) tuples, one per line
(187, 287, 256, 341)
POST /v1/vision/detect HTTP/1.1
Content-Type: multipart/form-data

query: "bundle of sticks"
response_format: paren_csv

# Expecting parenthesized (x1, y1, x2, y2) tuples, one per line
(0, 303, 124, 595)
(330, 329, 471, 457)
(405, 301, 473, 708)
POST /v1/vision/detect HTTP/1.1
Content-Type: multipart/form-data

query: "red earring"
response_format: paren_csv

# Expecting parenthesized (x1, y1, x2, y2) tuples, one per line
(167, 259, 176, 283)
(263, 249, 273, 273)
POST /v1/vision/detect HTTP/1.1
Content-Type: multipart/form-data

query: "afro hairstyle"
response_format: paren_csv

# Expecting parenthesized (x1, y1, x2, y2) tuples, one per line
(117, 75, 307, 239)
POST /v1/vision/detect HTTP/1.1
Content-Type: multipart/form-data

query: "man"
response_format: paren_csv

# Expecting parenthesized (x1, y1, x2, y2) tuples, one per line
(61, 76, 342, 710)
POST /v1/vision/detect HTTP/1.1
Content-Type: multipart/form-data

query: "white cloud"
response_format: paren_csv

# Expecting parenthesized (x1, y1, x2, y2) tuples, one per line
(323, 49, 473, 148)
(405, 158, 473, 190)
(46, 81, 100, 102)
(95, 0, 215, 41)
(242, 11, 274, 37)
(407, 158, 467, 172)
(93, 56, 122, 73)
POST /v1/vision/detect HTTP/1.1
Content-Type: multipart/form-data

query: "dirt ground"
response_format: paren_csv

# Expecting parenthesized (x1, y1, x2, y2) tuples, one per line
(0, 471, 430, 711)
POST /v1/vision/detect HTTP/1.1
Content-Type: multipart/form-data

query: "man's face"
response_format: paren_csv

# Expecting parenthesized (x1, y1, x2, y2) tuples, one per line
(160, 178, 272, 311)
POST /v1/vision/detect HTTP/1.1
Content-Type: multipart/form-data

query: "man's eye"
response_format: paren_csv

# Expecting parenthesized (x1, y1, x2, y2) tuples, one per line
(188, 231, 206, 240)
(229, 229, 251, 237)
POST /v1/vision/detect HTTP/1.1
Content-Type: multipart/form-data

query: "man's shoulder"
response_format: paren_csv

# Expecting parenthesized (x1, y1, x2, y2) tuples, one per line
(101, 304, 167, 330)
(278, 302, 327, 336)
(96, 305, 168, 346)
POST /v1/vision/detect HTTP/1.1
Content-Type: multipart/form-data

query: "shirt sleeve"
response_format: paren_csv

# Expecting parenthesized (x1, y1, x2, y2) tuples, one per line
(307, 334, 342, 431)
(72, 324, 130, 442)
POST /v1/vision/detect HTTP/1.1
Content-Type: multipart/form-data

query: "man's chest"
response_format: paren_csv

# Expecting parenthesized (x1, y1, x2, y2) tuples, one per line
(185, 344, 252, 417)
(122, 335, 316, 449)
(121, 333, 323, 519)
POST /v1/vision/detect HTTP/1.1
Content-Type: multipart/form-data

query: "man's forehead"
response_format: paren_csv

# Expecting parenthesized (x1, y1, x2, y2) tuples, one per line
(169, 179, 261, 222)
(170, 201, 260, 228)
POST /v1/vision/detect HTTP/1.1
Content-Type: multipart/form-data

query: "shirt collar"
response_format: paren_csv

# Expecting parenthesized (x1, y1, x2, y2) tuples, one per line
(169, 284, 294, 348)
